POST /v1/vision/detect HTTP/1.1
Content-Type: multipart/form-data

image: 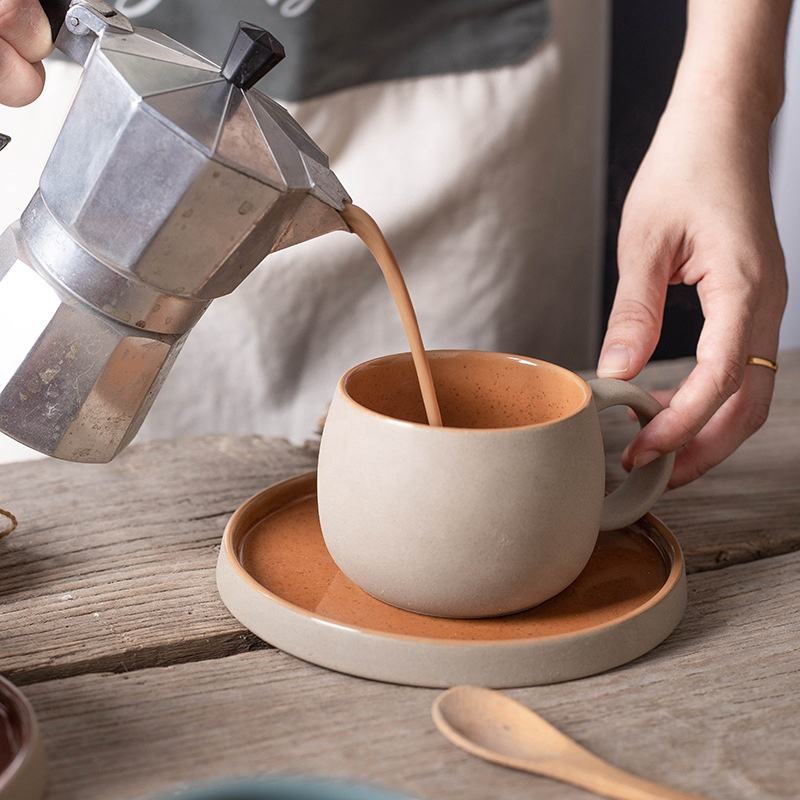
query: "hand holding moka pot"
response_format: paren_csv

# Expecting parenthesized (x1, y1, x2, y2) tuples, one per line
(0, 0, 349, 462)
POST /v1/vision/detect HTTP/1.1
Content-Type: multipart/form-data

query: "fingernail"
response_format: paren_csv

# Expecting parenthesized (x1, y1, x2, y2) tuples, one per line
(597, 345, 630, 376)
(621, 446, 634, 472)
(633, 450, 660, 469)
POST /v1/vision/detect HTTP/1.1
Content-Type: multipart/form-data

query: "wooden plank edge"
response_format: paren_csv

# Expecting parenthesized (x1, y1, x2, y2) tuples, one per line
(7, 630, 271, 688)
(9, 545, 796, 689)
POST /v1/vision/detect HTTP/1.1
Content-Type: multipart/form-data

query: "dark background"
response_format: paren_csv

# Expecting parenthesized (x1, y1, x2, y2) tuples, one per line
(603, 0, 703, 359)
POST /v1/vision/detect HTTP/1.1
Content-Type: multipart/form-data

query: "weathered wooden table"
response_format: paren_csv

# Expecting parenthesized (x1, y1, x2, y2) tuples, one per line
(1, 353, 798, 800)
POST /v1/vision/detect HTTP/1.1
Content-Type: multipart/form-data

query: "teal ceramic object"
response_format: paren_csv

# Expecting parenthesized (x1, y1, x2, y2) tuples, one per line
(159, 777, 414, 800)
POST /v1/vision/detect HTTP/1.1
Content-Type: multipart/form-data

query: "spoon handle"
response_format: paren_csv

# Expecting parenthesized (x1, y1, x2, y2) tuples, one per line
(556, 756, 707, 800)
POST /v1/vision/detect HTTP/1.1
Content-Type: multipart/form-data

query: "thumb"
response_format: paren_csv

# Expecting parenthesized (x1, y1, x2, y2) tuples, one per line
(1, 0, 54, 64)
(597, 239, 670, 379)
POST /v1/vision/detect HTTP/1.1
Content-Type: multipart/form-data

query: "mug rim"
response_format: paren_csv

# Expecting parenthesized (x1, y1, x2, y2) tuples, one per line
(338, 349, 592, 432)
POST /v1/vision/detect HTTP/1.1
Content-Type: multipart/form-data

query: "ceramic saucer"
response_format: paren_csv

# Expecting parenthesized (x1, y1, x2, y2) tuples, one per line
(0, 676, 46, 800)
(216, 472, 686, 688)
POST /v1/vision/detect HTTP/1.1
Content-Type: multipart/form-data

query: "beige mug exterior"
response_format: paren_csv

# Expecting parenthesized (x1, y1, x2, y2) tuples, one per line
(318, 351, 674, 619)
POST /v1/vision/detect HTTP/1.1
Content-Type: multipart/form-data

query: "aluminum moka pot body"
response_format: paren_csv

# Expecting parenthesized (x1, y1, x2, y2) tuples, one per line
(0, 0, 349, 462)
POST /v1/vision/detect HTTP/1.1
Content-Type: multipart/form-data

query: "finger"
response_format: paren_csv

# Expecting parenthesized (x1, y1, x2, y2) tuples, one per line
(668, 291, 782, 487)
(624, 387, 677, 437)
(0, 35, 44, 105)
(0, 0, 52, 62)
(625, 278, 754, 466)
(647, 387, 678, 408)
(597, 234, 671, 379)
(668, 360, 775, 487)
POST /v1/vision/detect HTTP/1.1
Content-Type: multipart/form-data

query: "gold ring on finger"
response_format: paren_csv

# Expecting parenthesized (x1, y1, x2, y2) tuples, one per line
(746, 356, 778, 373)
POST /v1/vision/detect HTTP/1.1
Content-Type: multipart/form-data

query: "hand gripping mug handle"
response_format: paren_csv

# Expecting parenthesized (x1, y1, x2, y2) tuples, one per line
(589, 378, 676, 531)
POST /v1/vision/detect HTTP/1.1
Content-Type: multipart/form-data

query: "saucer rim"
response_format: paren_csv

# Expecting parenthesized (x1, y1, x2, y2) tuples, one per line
(220, 471, 684, 648)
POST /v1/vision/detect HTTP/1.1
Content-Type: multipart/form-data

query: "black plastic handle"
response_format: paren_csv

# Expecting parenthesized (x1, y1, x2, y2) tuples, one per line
(220, 21, 285, 91)
(40, 0, 72, 41)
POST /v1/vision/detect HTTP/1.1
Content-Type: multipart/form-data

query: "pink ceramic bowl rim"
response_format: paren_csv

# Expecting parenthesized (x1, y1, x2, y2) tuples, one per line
(0, 675, 37, 794)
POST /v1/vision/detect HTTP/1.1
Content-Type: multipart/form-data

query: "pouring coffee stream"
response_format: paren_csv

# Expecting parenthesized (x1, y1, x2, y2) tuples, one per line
(341, 204, 443, 427)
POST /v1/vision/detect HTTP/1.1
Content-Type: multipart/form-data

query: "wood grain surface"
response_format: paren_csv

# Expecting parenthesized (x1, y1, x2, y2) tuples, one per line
(0, 436, 317, 685)
(24, 548, 800, 800)
(0, 354, 798, 799)
(0, 354, 798, 687)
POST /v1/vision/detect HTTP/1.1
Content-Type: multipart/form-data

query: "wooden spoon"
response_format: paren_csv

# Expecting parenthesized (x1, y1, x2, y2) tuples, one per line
(432, 686, 707, 800)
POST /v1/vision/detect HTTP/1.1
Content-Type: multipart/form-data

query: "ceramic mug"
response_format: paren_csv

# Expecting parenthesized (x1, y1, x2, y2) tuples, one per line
(318, 350, 675, 619)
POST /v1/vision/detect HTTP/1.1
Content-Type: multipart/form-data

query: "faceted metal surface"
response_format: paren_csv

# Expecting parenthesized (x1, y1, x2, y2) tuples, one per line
(103, 50, 219, 98)
(145, 78, 234, 153)
(244, 92, 311, 190)
(134, 161, 287, 298)
(215, 92, 286, 189)
(101, 28, 218, 69)
(0, 230, 183, 463)
(0, 0, 351, 462)
(21, 195, 209, 334)
(41, 10, 350, 300)
(126, 27, 219, 66)
(91, 20, 344, 203)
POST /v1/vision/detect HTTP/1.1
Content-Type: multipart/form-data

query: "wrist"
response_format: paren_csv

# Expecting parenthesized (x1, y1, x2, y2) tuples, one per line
(666, 62, 780, 135)
(670, 24, 786, 128)
(673, 0, 790, 127)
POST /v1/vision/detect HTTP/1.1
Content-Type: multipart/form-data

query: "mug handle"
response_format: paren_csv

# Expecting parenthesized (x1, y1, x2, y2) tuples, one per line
(589, 378, 676, 531)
